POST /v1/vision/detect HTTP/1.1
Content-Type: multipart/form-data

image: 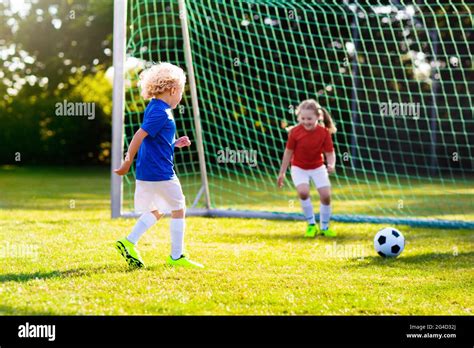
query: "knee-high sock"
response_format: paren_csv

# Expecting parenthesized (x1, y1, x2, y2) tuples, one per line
(320, 203, 331, 230)
(300, 198, 316, 225)
(170, 218, 185, 259)
(127, 212, 157, 245)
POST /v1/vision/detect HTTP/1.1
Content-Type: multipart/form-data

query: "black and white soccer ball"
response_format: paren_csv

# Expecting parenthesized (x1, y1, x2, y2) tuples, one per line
(374, 227, 405, 258)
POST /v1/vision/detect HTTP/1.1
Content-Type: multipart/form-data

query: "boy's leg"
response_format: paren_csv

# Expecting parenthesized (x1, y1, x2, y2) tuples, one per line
(127, 210, 162, 244)
(167, 208, 203, 268)
(116, 210, 163, 268)
(169, 208, 185, 260)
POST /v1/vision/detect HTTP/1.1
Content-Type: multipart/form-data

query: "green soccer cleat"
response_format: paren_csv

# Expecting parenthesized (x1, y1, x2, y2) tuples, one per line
(320, 227, 337, 237)
(304, 224, 318, 238)
(115, 238, 145, 268)
(167, 255, 204, 269)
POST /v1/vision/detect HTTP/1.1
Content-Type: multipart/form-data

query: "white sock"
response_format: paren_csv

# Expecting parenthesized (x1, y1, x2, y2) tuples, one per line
(127, 212, 157, 245)
(170, 218, 185, 260)
(320, 203, 331, 230)
(300, 198, 315, 225)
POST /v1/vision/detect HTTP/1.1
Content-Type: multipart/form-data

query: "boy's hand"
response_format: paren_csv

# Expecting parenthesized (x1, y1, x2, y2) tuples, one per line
(277, 173, 285, 188)
(175, 136, 191, 148)
(114, 161, 131, 176)
(327, 164, 335, 174)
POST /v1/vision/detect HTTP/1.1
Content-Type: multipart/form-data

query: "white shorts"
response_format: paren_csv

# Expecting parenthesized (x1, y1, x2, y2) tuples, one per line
(134, 179, 185, 214)
(290, 165, 331, 189)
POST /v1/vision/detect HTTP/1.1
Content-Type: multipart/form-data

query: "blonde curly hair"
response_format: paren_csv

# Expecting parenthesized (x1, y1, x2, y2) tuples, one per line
(139, 62, 186, 99)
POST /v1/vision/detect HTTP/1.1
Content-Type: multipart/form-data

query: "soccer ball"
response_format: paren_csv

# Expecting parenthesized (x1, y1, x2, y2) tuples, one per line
(374, 227, 405, 258)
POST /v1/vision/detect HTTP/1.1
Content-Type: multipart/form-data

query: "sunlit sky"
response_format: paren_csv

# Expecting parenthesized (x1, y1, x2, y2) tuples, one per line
(4, 0, 32, 17)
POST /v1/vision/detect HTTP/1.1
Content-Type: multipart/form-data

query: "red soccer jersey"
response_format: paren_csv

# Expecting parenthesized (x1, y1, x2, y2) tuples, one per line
(285, 124, 334, 170)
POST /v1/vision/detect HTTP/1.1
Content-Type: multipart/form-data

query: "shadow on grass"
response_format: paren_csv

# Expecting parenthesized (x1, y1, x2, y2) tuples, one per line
(348, 251, 474, 269)
(0, 265, 131, 283)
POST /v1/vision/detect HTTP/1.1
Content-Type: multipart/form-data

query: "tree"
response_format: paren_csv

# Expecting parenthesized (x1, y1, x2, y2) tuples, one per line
(0, 0, 114, 165)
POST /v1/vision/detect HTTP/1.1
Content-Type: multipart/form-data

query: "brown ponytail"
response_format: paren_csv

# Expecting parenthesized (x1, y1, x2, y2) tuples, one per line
(319, 106, 337, 134)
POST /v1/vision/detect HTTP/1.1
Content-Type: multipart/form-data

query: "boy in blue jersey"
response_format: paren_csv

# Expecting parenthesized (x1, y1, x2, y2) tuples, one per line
(114, 62, 203, 269)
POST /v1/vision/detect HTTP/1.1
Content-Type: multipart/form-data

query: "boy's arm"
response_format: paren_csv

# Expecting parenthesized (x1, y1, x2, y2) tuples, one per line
(277, 148, 294, 187)
(325, 150, 336, 173)
(114, 128, 148, 176)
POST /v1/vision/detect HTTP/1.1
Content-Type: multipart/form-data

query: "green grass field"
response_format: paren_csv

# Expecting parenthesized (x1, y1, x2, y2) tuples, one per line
(0, 166, 472, 315)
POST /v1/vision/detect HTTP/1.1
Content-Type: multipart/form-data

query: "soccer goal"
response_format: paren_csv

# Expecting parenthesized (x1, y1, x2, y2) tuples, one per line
(111, 0, 474, 229)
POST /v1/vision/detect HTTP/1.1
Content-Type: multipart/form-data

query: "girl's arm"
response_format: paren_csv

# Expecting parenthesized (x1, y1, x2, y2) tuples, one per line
(114, 128, 149, 176)
(277, 148, 294, 187)
(325, 150, 336, 174)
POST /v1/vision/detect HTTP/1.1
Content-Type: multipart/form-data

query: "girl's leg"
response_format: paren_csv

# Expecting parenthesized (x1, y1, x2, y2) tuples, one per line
(317, 186, 331, 230)
(127, 210, 163, 244)
(291, 166, 316, 237)
(297, 184, 315, 225)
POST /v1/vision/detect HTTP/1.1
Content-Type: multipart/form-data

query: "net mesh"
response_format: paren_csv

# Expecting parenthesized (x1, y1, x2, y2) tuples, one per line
(122, 0, 473, 225)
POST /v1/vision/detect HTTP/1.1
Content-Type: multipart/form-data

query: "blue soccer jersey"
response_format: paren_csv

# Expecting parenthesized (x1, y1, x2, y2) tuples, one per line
(136, 98, 177, 181)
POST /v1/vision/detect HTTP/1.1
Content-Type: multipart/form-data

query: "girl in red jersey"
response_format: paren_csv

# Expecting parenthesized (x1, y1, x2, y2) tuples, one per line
(277, 99, 337, 237)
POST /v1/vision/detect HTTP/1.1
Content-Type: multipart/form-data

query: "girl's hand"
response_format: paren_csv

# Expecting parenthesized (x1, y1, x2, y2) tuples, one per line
(114, 161, 131, 176)
(277, 173, 285, 188)
(327, 164, 335, 174)
(175, 136, 191, 148)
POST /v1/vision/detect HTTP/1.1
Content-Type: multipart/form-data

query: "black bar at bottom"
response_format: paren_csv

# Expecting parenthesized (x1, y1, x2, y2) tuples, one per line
(0, 316, 471, 346)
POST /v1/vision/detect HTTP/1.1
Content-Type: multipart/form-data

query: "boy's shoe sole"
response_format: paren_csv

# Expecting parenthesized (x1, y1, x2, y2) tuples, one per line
(115, 239, 145, 268)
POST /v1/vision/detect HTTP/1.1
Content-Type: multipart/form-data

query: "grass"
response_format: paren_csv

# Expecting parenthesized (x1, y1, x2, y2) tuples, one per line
(127, 172, 474, 221)
(0, 165, 472, 315)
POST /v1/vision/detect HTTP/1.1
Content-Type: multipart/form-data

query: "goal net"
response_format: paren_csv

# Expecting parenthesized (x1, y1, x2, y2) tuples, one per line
(113, 0, 474, 229)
